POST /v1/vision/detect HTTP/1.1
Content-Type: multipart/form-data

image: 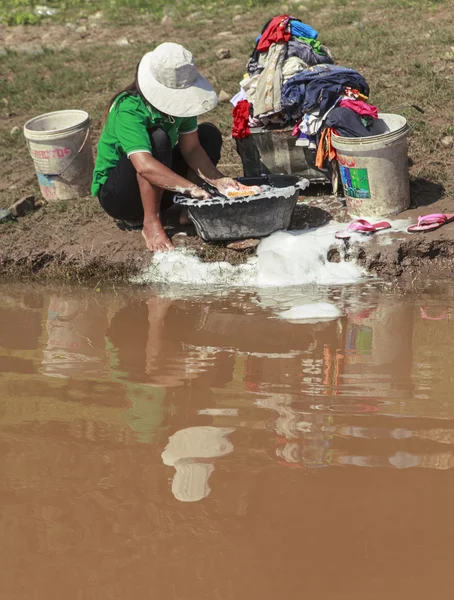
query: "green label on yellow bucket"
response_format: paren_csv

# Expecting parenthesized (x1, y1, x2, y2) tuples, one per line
(340, 166, 371, 199)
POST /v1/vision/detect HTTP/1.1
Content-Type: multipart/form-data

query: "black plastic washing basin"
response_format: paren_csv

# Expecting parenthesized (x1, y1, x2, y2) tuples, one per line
(174, 175, 305, 242)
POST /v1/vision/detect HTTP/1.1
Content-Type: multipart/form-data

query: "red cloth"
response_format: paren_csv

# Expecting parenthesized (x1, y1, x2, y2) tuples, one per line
(232, 100, 251, 139)
(256, 14, 291, 52)
(340, 99, 378, 119)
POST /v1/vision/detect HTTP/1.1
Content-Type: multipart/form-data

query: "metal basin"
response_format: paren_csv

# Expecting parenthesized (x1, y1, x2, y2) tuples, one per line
(174, 175, 307, 242)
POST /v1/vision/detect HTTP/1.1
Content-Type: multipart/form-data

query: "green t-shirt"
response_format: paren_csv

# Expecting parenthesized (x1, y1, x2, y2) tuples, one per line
(91, 92, 198, 197)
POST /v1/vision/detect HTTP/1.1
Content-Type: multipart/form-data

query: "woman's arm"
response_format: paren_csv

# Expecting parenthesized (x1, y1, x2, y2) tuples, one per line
(130, 152, 209, 198)
(178, 131, 240, 192)
(130, 152, 210, 253)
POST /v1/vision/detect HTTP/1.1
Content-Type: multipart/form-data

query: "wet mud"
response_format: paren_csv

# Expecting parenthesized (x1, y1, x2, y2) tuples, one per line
(0, 185, 453, 283)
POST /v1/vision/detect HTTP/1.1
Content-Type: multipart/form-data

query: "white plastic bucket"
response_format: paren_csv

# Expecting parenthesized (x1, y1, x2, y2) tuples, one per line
(23, 110, 94, 201)
(332, 113, 410, 217)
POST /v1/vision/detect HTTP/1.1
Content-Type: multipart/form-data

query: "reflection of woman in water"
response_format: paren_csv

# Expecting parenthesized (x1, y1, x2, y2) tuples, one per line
(106, 295, 235, 390)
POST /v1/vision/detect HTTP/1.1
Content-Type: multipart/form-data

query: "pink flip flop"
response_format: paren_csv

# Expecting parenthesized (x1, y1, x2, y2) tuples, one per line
(335, 219, 391, 240)
(408, 213, 454, 233)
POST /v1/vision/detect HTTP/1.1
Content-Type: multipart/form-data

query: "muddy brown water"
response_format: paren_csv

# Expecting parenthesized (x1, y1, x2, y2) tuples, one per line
(1, 282, 454, 599)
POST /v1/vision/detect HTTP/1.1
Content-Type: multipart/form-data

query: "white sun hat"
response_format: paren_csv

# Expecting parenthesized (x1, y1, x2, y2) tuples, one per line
(137, 42, 218, 118)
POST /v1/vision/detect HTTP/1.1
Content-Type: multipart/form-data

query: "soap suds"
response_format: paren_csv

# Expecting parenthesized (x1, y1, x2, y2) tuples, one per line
(174, 180, 309, 207)
(134, 222, 364, 287)
(134, 218, 410, 288)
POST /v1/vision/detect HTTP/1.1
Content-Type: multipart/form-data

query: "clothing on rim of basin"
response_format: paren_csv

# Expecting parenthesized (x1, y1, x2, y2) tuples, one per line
(91, 92, 198, 197)
(324, 106, 375, 137)
(299, 102, 339, 136)
(240, 72, 261, 105)
(232, 100, 251, 139)
(253, 42, 287, 118)
(339, 99, 378, 119)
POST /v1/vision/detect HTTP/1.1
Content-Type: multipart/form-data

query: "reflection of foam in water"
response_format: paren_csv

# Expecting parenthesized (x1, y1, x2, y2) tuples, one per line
(133, 223, 365, 287)
(198, 408, 239, 417)
(278, 302, 342, 323)
(171, 461, 215, 503)
(162, 426, 234, 502)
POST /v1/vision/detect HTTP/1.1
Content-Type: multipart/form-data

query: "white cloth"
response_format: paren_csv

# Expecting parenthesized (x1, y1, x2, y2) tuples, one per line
(253, 43, 286, 118)
(240, 73, 260, 105)
(300, 112, 324, 135)
(230, 89, 247, 107)
(299, 102, 339, 135)
(282, 56, 307, 83)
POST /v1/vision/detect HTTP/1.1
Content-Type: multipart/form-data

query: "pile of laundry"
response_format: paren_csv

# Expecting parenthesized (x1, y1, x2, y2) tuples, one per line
(232, 14, 380, 168)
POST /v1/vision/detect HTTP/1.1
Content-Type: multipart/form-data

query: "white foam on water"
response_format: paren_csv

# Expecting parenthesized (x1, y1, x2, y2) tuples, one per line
(133, 250, 257, 286)
(198, 408, 239, 417)
(255, 225, 363, 286)
(278, 302, 342, 322)
(133, 222, 366, 288)
(134, 216, 414, 288)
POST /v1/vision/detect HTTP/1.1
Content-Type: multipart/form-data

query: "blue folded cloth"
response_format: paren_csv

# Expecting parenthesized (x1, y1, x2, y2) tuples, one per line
(282, 64, 370, 120)
(290, 19, 318, 40)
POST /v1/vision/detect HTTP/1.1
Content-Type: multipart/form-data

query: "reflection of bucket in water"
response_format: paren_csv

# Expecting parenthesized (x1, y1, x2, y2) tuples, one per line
(42, 296, 105, 378)
(332, 113, 410, 217)
(23, 110, 94, 201)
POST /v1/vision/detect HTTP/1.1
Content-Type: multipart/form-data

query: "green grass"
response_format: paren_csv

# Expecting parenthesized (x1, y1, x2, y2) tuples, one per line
(1, 0, 454, 212)
(1, 0, 278, 25)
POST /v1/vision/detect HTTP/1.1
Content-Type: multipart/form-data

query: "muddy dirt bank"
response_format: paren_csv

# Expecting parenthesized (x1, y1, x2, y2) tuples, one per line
(1, 191, 453, 284)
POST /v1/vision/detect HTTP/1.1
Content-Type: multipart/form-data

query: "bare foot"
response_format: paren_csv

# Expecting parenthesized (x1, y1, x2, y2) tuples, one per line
(142, 223, 174, 252)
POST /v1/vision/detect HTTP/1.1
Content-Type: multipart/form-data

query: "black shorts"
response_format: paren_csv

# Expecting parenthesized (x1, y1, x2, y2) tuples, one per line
(98, 122, 222, 222)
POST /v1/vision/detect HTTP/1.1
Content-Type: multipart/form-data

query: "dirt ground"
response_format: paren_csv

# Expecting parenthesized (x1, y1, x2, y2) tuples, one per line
(1, 181, 453, 284)
(1, 0, 454, 284)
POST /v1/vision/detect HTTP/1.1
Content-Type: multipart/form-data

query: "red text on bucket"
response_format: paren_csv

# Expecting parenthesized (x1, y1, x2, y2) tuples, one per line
(31, 148, 72, 160)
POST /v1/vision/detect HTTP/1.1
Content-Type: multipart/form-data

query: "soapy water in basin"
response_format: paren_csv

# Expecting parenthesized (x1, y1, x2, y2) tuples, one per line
(173, 180, 309, 207)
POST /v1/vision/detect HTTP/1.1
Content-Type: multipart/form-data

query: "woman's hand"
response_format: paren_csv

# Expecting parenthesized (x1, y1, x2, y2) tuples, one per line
(212, 177, 262, 198)
(189, 185, 211, 200)
(213, 177, 242, 194)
